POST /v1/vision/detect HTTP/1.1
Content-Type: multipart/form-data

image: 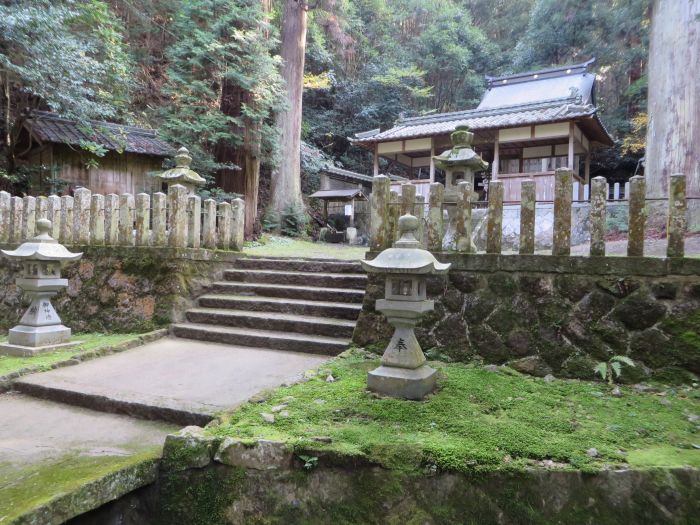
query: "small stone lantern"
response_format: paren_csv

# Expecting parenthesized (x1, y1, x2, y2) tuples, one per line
(0, 219, 82, 356)
(361, 214, 450, 399)
(157, 147, 206, 194)
(433, 125, 489, 203)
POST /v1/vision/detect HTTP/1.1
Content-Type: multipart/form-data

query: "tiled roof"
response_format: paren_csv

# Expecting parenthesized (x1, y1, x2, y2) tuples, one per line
(309, 189, 367, 200)
(351, 60, 613, 147)
(24, 111, 174, 157)
(352, 98, 604, 144)
(322, 165, 407, 183)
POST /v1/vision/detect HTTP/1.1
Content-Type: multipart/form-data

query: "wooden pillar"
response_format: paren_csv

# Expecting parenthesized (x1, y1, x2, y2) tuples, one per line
(429, 138, 436, 183)
(373, 143, 379, 176)
(568, 122, 575, 170)
(492, 134, 500, 180)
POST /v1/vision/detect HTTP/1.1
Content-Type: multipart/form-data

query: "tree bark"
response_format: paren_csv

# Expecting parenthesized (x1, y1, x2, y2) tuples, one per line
(645, 0, 700, 198)
(269, 0, 307, 214)
(214, 0, 272, 237)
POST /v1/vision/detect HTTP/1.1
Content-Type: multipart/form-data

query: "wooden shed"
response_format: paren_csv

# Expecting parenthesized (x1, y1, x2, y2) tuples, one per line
(16, 111, 174, 195)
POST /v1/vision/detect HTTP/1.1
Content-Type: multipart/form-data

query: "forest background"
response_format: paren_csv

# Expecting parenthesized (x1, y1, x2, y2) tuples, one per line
(0, 0, 649, 234)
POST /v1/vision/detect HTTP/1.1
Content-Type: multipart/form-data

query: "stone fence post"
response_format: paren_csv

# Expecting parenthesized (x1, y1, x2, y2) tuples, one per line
(456, 181, 474, 253)
(135, 193, 151, 247)
(218, 202, 232, 250)
(486, 180, 503, 254)
(105, 194, 119, 245)
(519, 179, 535, 255)
(427, 182, 444, 252)
(400, 183, 416, 216)
(119, 193, 135, 246)
(0, 191, 10, 243)
(9, 196, 22, 243)
(47, 195, 61, 240)
(627, 175, 646, 256)
(22, 196, 36, 241)
(552, 168, 572, 256)
(589, 176, 607, 256)
(387, 191, 400, 244)
(231, 198, 245, 251)
(36, 196, 48, 223)
(667, 173, 687, 258)
(73, 188, 91, 244)
(151, 192, 167, 247)
(187, 195, 201, 249)
(202, 198, 217, 249)
(90, 194, 105, 245)
(60, 195, 73, 244)
(168, 184, 189, 248)
(370, 175, 390, 251)
(415, 194, 426, 247)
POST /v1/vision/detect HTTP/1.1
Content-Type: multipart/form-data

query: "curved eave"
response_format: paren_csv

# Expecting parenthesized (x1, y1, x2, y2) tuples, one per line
(1, 244, 83, 261)
(361, 251, 451, 274)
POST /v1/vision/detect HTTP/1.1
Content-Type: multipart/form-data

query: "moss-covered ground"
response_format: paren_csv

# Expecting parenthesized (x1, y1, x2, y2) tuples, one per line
(211, 350, 700, 475)
(0, 333, 153, 377)
(244, 235, 366, 260)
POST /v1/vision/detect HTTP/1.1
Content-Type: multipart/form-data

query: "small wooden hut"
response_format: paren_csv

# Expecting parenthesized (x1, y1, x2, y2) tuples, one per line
(16, 111, 174, 195)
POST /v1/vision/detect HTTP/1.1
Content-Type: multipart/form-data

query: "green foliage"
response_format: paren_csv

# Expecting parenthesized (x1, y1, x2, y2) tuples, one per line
(157, 0, 285, 180)
(0, 0, 133, 122)
(280, 204, 309, 237)
(297, 455, 319, 470)
(595, 355, 636, 385)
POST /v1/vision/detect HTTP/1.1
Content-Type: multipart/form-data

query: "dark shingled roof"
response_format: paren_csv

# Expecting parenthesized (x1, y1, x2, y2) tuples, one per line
(352, 60, 613, 147)
(322, 165, 407, 184)
(24, 111, 174, 157)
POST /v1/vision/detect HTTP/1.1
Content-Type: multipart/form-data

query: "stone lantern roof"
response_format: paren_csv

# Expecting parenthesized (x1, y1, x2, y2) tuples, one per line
(1, 219, 82, 262)
(433, 126, 489, 172)
(362, 215, 450, 275)
(157, 147, 206, 190)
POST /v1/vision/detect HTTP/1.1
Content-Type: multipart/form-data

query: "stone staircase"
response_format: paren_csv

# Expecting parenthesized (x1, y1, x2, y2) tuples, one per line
(172, 257, 367, 355)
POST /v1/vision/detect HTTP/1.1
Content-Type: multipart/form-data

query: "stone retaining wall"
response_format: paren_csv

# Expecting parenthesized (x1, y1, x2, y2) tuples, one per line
(353, 254, 700, 382)
(0, 247, 239, 334)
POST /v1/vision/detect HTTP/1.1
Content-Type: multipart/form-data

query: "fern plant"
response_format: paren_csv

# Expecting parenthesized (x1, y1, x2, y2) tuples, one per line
(280, 204, 308, 237)
(594, 356, 635, 384)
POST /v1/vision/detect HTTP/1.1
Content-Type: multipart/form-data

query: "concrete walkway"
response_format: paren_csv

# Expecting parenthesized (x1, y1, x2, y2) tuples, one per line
(14, 338, 330, 426)
(2, 337, 331, 523)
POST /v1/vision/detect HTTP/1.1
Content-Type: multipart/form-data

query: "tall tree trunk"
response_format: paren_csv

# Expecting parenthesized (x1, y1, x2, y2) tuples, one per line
(215, 0, 272, 237)
(269, 0, 307, 214)
(215, 80, 261, 237)
(645, 0, 700, 198)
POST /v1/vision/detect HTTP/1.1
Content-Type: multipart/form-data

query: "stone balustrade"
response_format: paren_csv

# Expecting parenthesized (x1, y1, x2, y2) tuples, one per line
(0, 184, 245, 251)
(370, 169, 691, 258)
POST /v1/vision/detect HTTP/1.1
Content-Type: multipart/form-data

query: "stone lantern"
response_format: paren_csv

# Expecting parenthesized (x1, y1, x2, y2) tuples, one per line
(433, 125, 489, 203)
(361, 214, 450, 399)
(0, 219, 82, 356)
(157, 147, 206, 194)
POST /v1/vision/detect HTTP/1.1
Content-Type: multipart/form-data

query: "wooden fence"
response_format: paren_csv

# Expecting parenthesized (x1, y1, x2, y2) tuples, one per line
(0, 184, 245, 251)
(371, 169, 690, 258)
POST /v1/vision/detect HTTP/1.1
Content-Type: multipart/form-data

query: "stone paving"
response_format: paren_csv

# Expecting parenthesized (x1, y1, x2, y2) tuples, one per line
(1, 337, 331, 523)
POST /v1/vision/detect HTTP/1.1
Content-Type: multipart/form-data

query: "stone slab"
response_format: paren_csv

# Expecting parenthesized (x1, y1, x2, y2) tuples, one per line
(0, 393, 176, 525)
(0, 340, 82, 357)
(14, 337, 330, 425)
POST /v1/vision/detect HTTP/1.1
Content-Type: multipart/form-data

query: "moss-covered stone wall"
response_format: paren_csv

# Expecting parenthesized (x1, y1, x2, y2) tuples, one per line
(156, 463, 699, 525)
(354, 254, 700, 382)
(0, 246, 239, 334)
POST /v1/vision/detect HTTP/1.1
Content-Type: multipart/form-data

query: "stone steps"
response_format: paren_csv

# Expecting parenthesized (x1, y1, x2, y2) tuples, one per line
(235, 257, 363, 274)
(185, 308, 356, 338)
(209, 282, 364, 303)
(172, 324, 350, 355)
(224, 269, 367, 290)
(197, 294, 362, 320)
(175, 256, 366, 357)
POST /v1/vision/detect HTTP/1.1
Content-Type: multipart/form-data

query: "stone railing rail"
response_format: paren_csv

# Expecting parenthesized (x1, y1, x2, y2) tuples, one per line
(371, 169, 691, 258)
(0, 184, 245, 251)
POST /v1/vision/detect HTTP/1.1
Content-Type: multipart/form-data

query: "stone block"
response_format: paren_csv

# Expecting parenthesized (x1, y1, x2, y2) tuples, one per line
(367, 365, 437, 400)
(161, 426, 215, 472)
(214, 437, 293, 470)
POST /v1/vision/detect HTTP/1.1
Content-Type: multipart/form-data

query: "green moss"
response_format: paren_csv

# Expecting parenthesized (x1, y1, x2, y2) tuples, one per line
(627, 446, 700, 468)
(243, 235, 365, 260)
(0, 450, 160, 523)
(0, 332, 149, 377)
(209, 351, 700, 475)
